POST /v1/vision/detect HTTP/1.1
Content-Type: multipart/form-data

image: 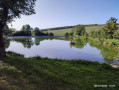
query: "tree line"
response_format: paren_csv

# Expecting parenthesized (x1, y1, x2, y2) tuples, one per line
(4, 24, 54, 37)
(66, 17, 119, 39)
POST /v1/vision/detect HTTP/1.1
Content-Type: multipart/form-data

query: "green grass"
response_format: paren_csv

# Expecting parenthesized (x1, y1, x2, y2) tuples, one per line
(0, 52, 119, 90)
(85, 25, 104, 33)
(46, 25, 119, 36)
(47, 28, 72, 36)
(47, 25, 105, 36)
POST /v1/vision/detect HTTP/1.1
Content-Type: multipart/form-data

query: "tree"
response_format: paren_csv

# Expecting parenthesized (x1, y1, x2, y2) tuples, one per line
(113, 30, 119, 39)
(21, 25, 25, 31)
(48, 32, 54, 36)
(33, 27, 41, 36)
(3, 25, 9, 36)
(69, 30, 74, 36)
(3, 25, 16, 36)
(21, 24, 32, 36)
(65, 32, 69, 36)
(104, 17, 118, 39)
(73, 25, 86, 36)
(0, 0, 36, 58)
(10, 28, 16, 33)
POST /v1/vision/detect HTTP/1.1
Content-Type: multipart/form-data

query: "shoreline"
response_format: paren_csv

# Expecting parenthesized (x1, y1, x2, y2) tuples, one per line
(8, 36, 66, 39)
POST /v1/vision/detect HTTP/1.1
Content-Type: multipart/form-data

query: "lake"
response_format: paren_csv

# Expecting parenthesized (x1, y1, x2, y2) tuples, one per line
(6, 37, 119, 64)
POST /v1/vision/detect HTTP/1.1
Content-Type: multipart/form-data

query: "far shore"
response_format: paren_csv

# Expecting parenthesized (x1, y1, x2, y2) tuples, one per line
(7, 36, 66, 39)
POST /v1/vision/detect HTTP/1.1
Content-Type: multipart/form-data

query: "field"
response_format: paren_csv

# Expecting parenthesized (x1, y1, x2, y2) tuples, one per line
(47, 28, 72, 36)
(46, 25, 119, 36)
(0, 52, 119, 89)
(46, 25, 104, 36)
(85, 25, 104, 32)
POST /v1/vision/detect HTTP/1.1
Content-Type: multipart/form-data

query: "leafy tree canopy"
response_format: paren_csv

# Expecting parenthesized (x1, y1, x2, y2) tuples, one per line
(0, 0, 36, 24)
(33, 27, 41, 36)
(73, 25, 86, 36)
(0, 0, 36, 58)
(3, 25, 16, 36)
(104, 17, 118, 34)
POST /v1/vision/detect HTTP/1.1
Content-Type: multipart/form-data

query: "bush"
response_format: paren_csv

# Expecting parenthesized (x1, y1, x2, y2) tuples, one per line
(73, 25, 86, 36)
(65, 32, 69, 36)
(113, 30, 119, 39)
(48, 33, 54, 36)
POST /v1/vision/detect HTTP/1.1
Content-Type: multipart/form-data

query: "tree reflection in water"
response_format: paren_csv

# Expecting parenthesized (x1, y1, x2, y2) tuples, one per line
(69, 37, 119, 64)
(5, 37, 119, 64)
(88, 40, 119, 64)
(70, 37, 87, 49)
(6, 37, 54, 48)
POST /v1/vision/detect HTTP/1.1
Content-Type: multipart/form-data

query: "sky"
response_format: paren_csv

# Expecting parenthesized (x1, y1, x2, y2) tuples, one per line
(8, 0, 119, 30)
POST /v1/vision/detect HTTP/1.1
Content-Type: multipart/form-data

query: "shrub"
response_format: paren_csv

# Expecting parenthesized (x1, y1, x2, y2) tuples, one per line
(73, 25, 86, 36)
(48, 33, 54, 36)
(65, 32, 69, 36)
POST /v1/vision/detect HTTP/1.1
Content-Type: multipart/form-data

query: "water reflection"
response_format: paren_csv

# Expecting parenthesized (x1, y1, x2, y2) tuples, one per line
(6, 37, 119, 64)
(8, 38, 34, 48)
(68, 37, 119, 64)
(34, 38, 53, 46)
(70, 38, 87, 49)
(89, 40, 119, 64)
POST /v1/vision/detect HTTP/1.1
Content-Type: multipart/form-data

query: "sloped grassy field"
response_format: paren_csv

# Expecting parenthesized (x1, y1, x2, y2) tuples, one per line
(47, 25, 119, 36)
(47, 25, 104, 36)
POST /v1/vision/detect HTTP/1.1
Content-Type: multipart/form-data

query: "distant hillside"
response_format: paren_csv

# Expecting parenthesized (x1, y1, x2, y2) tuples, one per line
(41, 24, 119, 36)
(41, 26, 74, 31)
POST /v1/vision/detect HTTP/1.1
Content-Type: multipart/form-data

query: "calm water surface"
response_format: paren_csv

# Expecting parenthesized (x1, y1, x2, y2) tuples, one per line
(6, 37, 119, 64)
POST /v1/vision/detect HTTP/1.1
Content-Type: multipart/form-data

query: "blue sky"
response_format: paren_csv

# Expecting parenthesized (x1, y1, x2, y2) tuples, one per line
(8, 0, 119, 30)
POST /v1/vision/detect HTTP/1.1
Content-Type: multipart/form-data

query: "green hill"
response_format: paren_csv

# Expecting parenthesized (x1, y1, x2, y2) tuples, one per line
(41, 24, 119, 36)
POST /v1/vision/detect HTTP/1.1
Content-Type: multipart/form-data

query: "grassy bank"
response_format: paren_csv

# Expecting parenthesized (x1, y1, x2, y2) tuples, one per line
(0, 52, 119, 90)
